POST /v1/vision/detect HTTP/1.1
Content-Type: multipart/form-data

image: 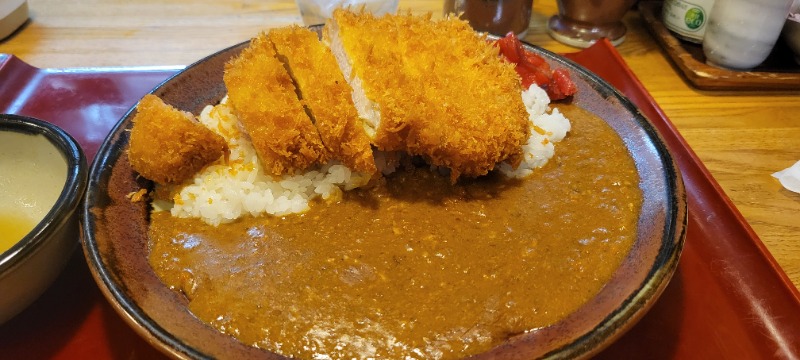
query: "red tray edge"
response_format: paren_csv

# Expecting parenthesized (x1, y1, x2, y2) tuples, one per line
(579, 40, 800, 301)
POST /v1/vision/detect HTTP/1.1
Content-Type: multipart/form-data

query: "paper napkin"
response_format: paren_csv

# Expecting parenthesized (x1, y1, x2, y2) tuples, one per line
(773, 160, 800, 194)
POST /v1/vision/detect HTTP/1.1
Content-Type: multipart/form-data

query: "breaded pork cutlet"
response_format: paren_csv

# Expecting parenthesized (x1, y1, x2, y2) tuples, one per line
(268, 26, 377, 175)
(325, 11, 531, 181)
(128, 94, 228, 185)
(224, 32, 325, 175)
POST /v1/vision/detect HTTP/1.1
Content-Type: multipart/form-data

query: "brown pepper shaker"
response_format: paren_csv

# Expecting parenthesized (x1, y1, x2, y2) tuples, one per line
(547, 0, 636, 48)
(444, 0, 534, 36)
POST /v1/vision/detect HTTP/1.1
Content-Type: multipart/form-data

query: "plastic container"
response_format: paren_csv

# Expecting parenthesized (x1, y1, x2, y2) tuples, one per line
(703, 0, 794, 69)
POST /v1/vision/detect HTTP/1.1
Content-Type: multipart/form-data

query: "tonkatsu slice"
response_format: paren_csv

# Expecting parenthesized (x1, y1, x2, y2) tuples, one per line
(223, 32, 325, 176)
(128, 94, 228, 185)
(325, 10, 531, 181)
(268, 25, 377, 175)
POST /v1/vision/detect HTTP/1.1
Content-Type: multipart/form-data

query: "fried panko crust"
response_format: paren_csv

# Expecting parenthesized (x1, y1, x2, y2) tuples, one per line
(327, 10, 530, 181)
(268, 26, 376, 174)
(128, 94, 228, 185)
(223, 32, 325, 175)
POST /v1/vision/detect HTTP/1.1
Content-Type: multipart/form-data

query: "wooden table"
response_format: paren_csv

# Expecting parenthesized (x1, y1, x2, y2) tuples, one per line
(2, 0, 799, 295)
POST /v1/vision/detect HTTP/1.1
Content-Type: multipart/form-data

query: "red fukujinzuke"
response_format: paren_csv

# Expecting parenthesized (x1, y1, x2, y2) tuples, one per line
(494, 32, 577, 100)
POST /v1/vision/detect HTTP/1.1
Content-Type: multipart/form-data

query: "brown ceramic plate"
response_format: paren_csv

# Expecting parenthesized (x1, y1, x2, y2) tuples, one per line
(81, 32, 686, 359)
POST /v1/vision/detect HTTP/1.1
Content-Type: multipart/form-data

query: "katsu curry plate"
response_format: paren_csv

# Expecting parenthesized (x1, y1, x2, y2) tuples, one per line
(82, 10, 686, 360)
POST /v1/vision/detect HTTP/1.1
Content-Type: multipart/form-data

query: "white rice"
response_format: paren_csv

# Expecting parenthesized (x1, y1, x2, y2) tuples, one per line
(498, 84, 571, 178)
(155, 97, 369, 226)
(157, 84, 569, 225)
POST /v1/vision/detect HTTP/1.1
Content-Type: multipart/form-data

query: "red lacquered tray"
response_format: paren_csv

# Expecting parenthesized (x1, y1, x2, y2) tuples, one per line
(1, 40, 799, 359)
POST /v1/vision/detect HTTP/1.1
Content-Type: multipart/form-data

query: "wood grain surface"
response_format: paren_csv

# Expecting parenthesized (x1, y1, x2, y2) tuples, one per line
(2, 0, 799, 289)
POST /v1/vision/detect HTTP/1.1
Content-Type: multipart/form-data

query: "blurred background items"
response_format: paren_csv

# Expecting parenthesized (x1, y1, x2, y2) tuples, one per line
(296, 0, 398, 25)
(0, 0, 28, 41)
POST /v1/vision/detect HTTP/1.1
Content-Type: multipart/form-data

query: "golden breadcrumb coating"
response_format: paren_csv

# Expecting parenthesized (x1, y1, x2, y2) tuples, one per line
(223, 32, 325, 175)
(128, 94, 228, 185)
(268, 26, 376, 174)
(327, 10, 530, 181)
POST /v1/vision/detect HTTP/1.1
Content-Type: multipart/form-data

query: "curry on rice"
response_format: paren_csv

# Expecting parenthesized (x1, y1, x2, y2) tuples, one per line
(125, 10, 644, 360)
(147, 104, 642, 359)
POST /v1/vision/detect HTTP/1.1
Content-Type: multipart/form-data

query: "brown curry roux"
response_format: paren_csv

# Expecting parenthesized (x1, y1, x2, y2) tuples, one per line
(148, 104, 642, 359)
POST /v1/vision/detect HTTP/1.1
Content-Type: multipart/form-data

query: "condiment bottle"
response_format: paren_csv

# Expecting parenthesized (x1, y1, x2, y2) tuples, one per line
(443, 0, 534, 36)
(662, 0, 716, 43)
(703, 0, 794, 69)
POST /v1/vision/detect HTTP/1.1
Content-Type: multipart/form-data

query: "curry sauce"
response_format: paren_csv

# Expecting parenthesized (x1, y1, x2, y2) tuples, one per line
(148, 104, 642, 359)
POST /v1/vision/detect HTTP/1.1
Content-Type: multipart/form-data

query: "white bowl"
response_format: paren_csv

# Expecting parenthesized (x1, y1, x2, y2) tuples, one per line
(0, 114, 87, 325)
